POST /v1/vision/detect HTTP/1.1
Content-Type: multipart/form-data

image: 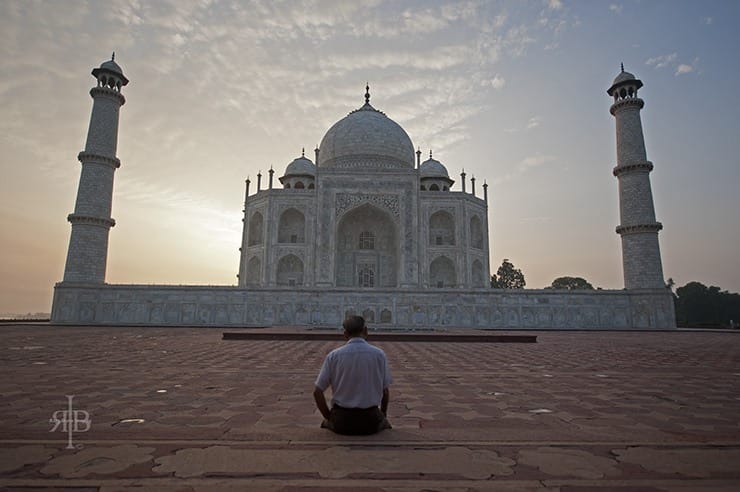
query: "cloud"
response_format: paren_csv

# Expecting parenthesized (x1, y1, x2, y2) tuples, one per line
(609, 4, 623, 14)
(646, 53, 677, 68)
(503, 115, 543, 133)
(518, 153, 555, 171)
(491, 153, 556, 184)
(703, 16, 713, 25)
(482, 74, 506, 90)
(526, 116, 543, 130)
(645, 53, 697, 76)
(547, 0, 564, 10)
(675, 64, 694, 76)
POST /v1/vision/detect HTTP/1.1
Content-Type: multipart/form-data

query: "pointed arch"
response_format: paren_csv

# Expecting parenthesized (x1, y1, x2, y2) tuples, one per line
(429, 210, 455, 246)
(248, 212, 263, 246)
(277, 254, 304, 286)
(278, 208, 305, 243)
(362, 308, 375, 322)
(430, 256, 456, 288)
(335, 203, 399, 288)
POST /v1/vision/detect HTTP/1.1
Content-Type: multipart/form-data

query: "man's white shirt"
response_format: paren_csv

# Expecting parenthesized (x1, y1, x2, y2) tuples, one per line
(315, 337, 393, 409)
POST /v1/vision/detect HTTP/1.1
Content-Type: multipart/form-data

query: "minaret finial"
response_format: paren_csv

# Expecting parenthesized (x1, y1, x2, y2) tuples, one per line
(429, 149, 433, 159)
(365, 82, 370, 104)
(620, 62, 624, 72)
(302, 147, 305, 157)
(112, 51, 115, 61)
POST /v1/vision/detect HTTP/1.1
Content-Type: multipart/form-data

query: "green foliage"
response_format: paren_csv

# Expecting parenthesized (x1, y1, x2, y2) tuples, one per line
(549, 276, 594, 290)
(491, 259, 526, 289)
(674, 281, 740, 328)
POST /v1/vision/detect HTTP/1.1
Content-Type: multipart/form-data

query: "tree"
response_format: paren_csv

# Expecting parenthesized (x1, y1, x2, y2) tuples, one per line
(549, 276, 594, 290)
(491, 259, 526, 289)
(674, 281, 740, 328)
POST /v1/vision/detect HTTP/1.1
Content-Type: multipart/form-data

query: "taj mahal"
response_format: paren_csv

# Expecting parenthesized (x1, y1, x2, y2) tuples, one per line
(51, 56, 675, 329)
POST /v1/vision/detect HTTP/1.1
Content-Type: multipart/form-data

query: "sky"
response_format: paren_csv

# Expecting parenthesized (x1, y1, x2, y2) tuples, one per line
(1, 0, 739, 313)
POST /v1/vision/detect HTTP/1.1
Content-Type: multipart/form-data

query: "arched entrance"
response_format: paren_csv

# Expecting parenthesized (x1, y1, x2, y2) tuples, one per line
(335, 204, 399, 287)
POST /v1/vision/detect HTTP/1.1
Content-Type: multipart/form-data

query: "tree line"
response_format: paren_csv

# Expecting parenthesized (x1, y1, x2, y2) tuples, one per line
(489, 260, 740, 328)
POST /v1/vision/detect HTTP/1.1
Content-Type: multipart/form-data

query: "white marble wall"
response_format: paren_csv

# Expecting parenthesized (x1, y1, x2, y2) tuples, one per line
(51, 284, 676, 329)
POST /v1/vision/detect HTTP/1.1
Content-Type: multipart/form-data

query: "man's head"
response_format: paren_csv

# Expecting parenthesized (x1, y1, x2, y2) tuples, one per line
(343, 315, 367, 339)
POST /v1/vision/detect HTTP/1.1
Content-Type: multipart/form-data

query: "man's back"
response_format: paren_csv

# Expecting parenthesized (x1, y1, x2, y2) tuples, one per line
(316, 338, 391, 409)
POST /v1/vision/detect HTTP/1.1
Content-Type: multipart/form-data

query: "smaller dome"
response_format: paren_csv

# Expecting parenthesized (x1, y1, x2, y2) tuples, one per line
(607, 64, 642, 97)
(100, 58, 124, 75)
(613, 70, 636, 85)
(420, 157, 449, 178)
(92, 52, 129, 85)
(284, 155, 316, 176)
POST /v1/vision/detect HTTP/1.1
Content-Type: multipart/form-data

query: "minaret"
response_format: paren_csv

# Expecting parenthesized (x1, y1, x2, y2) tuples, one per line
(62, 54, 128, 283)
(608, 65, 665, 289)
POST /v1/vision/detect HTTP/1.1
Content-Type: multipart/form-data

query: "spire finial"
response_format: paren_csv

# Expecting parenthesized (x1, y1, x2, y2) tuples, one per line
(302, 147, 305, 157)
(365, 82, 370, 104)
(112, 51, 115, 61)
(620, 62, 624, 72)
(429, 149, 433, 159)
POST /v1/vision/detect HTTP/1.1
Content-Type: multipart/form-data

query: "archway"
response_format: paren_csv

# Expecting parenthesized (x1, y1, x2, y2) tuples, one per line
(276, 254, 304, 286)
(429, 210, 455, 245)
(430, 256, 456, 288)
(248, 212, 263, 246)
(278, 208, 305, 243)
(335, 204, 398, 287)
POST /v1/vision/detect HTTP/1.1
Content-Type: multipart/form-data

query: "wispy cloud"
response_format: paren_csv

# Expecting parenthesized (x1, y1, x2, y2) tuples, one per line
(609, 4, 623, 14)
(481, 74, 506, 90)
(675, 63, 694, 76)
(646, 53, 698, 76)
(526, 116, 543, 130)
(547, 0, 564, 11)
(703, 16, 713, 25)
(518, 153, 555, 171)
(646, 53, 677, 68)
(491, 153, 556, 184)
(504, 115, 543, 133)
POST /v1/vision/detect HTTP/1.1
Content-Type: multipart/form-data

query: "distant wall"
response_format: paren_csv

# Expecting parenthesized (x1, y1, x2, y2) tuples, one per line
(51, 284, 676, 329)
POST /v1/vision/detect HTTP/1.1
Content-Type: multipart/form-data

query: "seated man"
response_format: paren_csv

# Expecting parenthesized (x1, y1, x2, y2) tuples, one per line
(313, 315, 392, 435)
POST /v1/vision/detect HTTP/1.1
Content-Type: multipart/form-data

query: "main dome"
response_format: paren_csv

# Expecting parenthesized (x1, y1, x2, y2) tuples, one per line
(318, 89, 415, 169)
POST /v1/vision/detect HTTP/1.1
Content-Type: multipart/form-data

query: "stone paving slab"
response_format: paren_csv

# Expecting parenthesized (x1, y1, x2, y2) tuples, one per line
(1, 325, 739, 490)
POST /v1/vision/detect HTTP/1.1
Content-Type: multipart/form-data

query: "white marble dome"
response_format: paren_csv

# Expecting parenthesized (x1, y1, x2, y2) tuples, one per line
(613, 70, 636, 85)
(284, 155, 316, 176)
(100, 58, 124, 75)
(92, 54, 128, 86)
(420, 157, 449, 178)
(318, 97, 415, 169)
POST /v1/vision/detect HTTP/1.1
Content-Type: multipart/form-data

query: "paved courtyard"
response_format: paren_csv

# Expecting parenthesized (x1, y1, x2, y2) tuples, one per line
(1, 324, 739, 491)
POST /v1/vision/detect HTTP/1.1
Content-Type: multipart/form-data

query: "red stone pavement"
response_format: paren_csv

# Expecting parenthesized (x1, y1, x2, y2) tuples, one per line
(1, 324, 739, 491)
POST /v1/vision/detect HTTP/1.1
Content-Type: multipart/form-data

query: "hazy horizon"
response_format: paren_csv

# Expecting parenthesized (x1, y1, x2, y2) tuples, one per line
(1, 0, 739, 313)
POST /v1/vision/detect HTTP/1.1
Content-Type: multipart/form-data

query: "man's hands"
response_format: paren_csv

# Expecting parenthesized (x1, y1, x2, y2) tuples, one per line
(313, 386, 332, 420)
